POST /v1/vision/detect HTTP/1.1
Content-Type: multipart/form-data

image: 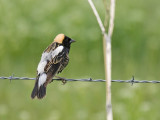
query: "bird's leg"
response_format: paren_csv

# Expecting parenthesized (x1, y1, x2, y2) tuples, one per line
(50, 79, 54, 83)
(55, 76, 67, 85)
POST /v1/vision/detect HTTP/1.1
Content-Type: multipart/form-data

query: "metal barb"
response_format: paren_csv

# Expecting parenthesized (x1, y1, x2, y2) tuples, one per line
(9, 74, 14, 83)
(131, 76, 134, 86)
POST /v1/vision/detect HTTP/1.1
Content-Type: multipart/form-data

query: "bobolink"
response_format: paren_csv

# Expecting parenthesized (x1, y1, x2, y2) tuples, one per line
(31, 34, 75, 99)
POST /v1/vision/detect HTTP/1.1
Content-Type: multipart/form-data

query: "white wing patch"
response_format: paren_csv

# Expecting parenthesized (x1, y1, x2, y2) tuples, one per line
(37, 45, 64, 87)
(51, 46, 64, 58)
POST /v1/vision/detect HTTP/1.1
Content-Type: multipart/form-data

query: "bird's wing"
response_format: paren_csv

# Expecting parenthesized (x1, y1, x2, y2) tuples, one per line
(36, 42, 58, 77)
(44, 45, 67, 86)
(44, 49, 69, 74)
(44, 62, 61, 86)
(44, 43, 63, 73)
(42, 42, 59, 73)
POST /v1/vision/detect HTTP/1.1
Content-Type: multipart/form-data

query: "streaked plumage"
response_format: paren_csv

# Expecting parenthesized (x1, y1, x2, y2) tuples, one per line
(31, 34, 75, 99)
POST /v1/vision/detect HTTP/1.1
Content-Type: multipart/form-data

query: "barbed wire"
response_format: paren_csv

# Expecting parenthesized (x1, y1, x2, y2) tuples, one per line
(0, 75, 160, 85)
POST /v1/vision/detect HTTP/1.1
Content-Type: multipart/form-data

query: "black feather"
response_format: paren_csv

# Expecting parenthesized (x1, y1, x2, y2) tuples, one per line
(31, 76, 39, 99)
(37, 85, 46, 99)
(31, 75, 46, 99)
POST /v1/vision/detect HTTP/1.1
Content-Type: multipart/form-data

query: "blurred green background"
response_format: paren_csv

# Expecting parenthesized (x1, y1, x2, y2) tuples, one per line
(0, 0, 160, 120)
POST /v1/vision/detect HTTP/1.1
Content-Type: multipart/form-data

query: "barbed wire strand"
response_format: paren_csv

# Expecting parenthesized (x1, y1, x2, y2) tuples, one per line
(0, 76, 160, 85)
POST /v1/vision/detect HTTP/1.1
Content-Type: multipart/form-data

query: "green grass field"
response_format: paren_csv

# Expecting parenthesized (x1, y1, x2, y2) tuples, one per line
(0, 0, 160, 120)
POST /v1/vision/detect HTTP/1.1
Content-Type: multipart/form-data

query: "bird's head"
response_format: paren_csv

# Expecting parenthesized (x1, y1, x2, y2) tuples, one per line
(54, 34, 75, 48)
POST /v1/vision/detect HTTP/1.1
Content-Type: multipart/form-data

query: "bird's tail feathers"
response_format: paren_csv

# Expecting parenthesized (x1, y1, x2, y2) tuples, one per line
(31, 76, 46, 99)
(37, 85, 46, 99)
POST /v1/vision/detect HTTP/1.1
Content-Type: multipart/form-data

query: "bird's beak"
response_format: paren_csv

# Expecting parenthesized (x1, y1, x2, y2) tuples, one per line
(70, 39, 76, 43)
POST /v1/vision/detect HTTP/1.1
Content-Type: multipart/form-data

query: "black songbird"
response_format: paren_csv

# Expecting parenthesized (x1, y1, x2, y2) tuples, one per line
(31, 34, 75, 99)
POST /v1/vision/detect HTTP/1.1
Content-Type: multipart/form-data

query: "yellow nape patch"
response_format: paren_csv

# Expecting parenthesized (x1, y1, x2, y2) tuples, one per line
(54, 34, 65, 43)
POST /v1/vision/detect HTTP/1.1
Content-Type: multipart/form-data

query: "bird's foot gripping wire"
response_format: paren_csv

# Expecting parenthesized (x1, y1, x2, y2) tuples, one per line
(55, 76, 67, 85)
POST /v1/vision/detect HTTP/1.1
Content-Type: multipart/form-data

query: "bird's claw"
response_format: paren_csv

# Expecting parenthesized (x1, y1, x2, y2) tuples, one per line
(62, 79, 67, 85)
(55, 76, 67, 85)
(50, 79, 54, 83)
